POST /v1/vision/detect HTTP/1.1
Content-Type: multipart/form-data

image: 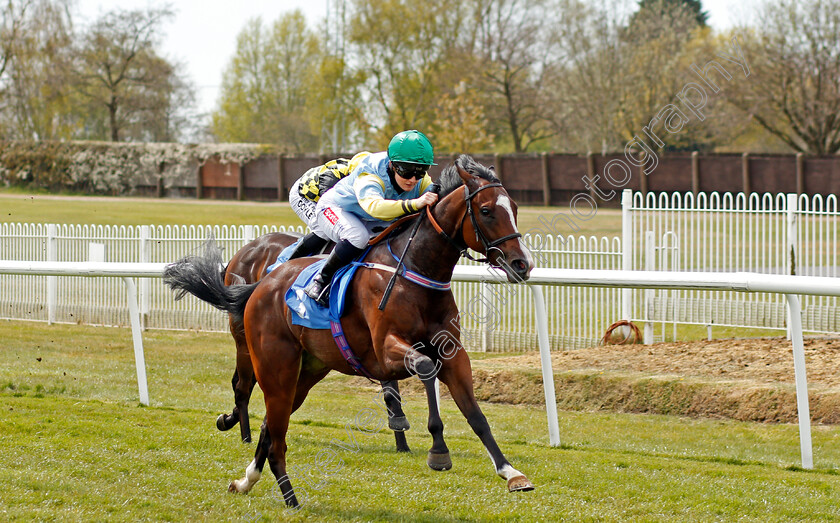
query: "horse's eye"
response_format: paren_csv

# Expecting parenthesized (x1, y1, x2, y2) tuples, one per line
(480, 207, 491, 216)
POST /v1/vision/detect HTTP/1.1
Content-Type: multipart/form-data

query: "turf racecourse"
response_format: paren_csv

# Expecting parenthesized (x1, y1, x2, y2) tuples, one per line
(3, 322, 840, 521)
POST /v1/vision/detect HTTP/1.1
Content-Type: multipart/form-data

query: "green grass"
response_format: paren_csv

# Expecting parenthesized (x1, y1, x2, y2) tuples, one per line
(0, 191, 303, 228)
(3, 319, 840, 521)
(0, 188, 622, 237)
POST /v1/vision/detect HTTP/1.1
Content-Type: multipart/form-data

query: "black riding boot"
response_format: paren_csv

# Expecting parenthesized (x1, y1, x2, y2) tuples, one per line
(304, 240, 364, 306)
(287, 232, 330, 260)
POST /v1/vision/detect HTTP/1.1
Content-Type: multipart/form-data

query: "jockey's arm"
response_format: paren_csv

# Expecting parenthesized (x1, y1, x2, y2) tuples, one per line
(355, 173, 434, 221)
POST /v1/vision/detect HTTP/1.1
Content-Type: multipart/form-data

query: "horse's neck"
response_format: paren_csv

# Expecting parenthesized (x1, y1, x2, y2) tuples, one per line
(384, 202, 465, 283)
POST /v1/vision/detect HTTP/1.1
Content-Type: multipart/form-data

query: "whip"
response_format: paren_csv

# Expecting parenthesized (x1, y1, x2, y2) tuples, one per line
(378, 184, 440, 310)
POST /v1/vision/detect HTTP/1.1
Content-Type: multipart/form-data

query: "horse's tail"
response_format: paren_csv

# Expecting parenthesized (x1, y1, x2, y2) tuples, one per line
(163, 239, 257, 321)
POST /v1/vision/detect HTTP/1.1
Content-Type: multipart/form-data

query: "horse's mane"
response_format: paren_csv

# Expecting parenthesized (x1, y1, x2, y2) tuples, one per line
(436, 154, 499, 198)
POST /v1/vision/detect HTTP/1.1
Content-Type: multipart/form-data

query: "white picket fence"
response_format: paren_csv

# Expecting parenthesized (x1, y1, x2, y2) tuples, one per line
(624, 190, 840, 342)
(0, 222, 622, 350)
(2, 190, 839, 350)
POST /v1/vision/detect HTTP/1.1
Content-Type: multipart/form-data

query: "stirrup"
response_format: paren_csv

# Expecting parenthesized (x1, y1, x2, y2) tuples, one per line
(304, 277, 330, 307)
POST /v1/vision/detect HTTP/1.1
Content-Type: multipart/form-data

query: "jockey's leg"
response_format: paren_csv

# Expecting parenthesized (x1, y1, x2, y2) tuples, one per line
(304, 239, 363, 306)
(288, 177, 318, 225)
(287, 232, 329, 260)
(304, 204, 368, 306)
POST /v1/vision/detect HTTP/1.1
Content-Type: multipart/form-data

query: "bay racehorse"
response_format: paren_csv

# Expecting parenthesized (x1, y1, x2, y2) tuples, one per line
(219, 233, 413, 451)
(164, 155, 535, 506)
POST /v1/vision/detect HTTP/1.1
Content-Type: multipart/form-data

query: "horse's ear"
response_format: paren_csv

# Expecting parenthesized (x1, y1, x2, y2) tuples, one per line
(456, 164, 480, 190)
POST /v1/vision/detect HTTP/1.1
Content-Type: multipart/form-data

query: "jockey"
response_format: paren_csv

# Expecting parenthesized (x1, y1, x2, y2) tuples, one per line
(286, 157, 357, 259)
(303, 130, 439, 306)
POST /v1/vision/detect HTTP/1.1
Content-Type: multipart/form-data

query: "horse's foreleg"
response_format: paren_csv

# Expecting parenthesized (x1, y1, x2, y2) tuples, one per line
(398, 343, 450, 469)
(216, 369, 241, 432)
(439, 351, 534, 492)
(218, 318, 258, 443)
(235, 367, 257, 443)
(381, 380, 411, 453)
(421, 374, 451, 470)
(234, 321, 257, 443)
(216, 367, 257, 443)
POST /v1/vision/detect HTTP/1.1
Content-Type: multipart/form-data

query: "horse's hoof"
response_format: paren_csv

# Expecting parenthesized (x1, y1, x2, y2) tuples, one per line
(217, 414, 237, 432)
(388, 415, 410, 432)
(507, 475, 534, 492)
(427, 451, 452, 471)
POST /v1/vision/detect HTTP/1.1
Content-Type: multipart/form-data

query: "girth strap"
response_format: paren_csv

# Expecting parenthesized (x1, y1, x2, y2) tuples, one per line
(330, 319, 375, 381)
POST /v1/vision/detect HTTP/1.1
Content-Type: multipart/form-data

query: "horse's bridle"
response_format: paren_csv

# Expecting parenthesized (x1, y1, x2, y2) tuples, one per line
(426, 182, 522, 264)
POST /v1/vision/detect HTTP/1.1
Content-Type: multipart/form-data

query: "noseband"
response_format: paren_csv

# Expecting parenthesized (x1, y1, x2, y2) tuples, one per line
(426, 182, 522, 263)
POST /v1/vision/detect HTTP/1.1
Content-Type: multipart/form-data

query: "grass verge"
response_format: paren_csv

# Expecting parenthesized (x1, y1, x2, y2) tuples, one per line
(2, 320, 840, 521)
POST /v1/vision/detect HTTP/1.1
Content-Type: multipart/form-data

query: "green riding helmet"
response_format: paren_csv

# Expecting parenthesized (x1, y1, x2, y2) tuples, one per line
(387, 130, 437, 166)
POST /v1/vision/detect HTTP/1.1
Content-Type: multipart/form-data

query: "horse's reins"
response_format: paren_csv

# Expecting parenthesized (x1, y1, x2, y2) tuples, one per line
(376, 181, 522, 310)
(377, 183, 439, 310)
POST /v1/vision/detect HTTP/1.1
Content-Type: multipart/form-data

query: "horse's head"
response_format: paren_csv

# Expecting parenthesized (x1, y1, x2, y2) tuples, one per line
(434, 155, 534, 283)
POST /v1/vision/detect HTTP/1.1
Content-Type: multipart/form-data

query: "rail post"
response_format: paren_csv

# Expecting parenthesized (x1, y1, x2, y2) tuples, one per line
(621, 189, 633, 334)
(786, 194, 799, 339)
(139, 225, 151, 328)
(46, 224, 57, 324)
(785, 294, 812, 468)
(123, 277, 150, 406)
(644, 231, 655, 344)
(529, 285, 560, 446)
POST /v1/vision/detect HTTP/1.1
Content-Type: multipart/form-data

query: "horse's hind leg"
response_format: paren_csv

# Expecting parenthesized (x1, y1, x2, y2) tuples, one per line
(229, 353, 302, 507)
(439, 350, 534, 492)
(262, 369, 302, 508)
(291, 358, 330, 413)
(381, 380, 411, 453)
(228, 418, 271, 494)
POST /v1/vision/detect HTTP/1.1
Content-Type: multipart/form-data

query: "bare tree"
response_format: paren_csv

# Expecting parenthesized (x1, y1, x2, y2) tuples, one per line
(613, 0, 706, 146)
(470, 0, 556, 152)
(433, 81, 495, 153)
(0, 0, 78, 140)
(72, 6, 193, 142)
(722, 0, 840, 154)
(211, 12, 323, 151)
(545, 0, 742, 153)
(0, 0, 31, 80)
(544, 0, 627, 152)
(348, 0, 466, 144)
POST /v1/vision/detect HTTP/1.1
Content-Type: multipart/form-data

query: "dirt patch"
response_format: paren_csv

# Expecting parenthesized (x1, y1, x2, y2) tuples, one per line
(382, 337, 840, 424)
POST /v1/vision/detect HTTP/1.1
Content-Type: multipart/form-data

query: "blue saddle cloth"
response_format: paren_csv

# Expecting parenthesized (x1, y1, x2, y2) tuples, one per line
(283, 260, 362, 330)
(265, 239, 301, 274)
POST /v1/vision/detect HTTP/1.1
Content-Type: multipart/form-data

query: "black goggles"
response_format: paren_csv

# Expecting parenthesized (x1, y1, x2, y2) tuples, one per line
(393, 162, 429, 180)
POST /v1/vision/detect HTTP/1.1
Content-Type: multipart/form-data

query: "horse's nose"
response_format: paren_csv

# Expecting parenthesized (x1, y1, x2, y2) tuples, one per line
(510, 258, 531, 281)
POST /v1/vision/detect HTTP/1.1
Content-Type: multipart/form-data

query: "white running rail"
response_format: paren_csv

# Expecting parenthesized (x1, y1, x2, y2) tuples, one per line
(3, 260, 840, 469)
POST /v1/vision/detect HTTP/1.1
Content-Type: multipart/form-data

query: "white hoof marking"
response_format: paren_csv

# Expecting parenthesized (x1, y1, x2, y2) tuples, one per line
(232, 459, 261, 493)
(497, 463, 525, 481)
